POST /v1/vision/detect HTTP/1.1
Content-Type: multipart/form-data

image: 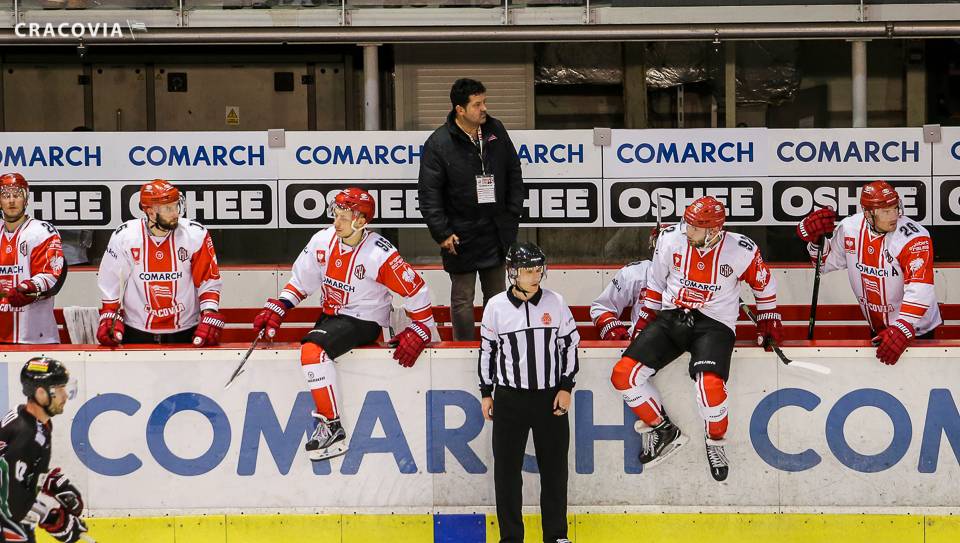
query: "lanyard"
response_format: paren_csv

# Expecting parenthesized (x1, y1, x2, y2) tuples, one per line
(475, 125, 486, 175)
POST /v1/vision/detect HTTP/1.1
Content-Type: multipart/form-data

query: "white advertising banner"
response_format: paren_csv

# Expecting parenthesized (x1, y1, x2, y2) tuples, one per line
(3, 345, 957, 515)
(2, 132, 277, 229)
(933, 127, 960, 225)
(1, 128, 948, 228)
(277, 130, 602, 228)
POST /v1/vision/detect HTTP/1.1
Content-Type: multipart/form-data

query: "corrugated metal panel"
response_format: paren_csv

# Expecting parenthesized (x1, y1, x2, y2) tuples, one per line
(394, 44, 534, 130)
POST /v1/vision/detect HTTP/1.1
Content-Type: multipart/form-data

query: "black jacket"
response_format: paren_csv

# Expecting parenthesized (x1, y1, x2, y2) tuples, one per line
(0, 405, 51, 526)
(418, 111, 525, 274)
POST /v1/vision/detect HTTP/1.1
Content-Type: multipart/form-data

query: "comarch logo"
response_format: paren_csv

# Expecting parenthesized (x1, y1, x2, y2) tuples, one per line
(14, 21, 147, 40)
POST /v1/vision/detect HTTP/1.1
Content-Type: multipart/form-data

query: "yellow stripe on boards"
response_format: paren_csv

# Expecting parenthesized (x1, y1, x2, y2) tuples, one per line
(342, 514, 433, 543)
(174, 515, 226, 543)
(36, 517, 175, 543)
(484, 514, 577, 543)
(226, 513, 342, 542)
(926, 515, 960, 543)
(573, 513, 924, 543)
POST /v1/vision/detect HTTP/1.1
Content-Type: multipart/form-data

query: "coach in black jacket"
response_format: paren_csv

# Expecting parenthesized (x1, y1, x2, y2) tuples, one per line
(418, 78, 526, 341)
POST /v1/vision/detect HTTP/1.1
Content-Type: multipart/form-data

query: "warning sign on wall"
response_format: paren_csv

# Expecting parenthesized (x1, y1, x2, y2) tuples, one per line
(225, 106, 240, 126)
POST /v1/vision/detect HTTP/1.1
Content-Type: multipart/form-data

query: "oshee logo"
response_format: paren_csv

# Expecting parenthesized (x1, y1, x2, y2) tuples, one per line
(771, 180, 926, 222)
(68, 387, 960, 477)
(937, 179, 960, 223)
(28, 184, 111, 227)
(120, 183, 272, 226)
(607, 181, 762, 224)
(283, 182, 600, 226)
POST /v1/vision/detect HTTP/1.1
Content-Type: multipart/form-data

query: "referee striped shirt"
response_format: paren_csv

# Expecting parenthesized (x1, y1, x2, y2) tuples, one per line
(478, 287, 580, 397)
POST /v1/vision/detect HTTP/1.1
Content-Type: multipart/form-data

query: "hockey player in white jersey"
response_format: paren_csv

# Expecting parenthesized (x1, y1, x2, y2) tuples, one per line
(97, 180, 224, 346)
(610, 196, 783, 482)
(797, 180, 941, 365)
(0, 173, 65, 344)
(591, 225, 666, 341)
(252, 187, 435, 461)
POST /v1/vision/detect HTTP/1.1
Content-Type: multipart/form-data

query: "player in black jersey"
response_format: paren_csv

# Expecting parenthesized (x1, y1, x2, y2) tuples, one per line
(0, 357, 87, 543)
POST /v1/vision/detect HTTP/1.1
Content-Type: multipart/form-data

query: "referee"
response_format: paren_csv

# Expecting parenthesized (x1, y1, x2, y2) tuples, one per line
(479, 242, 579, 543)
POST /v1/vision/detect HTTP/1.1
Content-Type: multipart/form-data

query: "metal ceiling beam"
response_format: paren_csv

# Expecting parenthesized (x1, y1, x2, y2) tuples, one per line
(0, 21, 958, 46)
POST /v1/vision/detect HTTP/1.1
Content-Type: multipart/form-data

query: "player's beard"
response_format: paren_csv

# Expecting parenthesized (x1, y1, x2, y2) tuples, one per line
(155, 215, 179, 231)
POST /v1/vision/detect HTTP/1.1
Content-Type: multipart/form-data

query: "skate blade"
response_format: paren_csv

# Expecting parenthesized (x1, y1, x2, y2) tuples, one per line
(309, 443, 348, 461)
(640, 434, 689, 470)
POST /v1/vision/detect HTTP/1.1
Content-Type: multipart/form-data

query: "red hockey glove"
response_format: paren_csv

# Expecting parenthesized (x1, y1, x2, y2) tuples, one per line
(872, 319, 914, 365)
(631, 307, 657, 339)
(253, 298, 287, 339)
(391, 321, 431, 368)
(193, 310, 226, 347)
(797, 207, 837, 243)
(754, 309, 784, 352)
(41, 468, 84, 516)
(3, 279, 41, 307)
(96, 308, 124, 346)
(39, 506, 88, 543)
(596, 312, 631, 341)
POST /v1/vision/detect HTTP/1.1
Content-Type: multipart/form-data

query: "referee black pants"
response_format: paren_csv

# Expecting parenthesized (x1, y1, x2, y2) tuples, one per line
(493, 386, 570, 543)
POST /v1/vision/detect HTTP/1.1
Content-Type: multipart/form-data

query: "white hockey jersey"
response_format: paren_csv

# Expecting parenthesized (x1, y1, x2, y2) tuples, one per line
(810, 213, 941, 335)
(590, 260, 651, 334)
(0, 217, 64, 344)
(280, 227, 434, 329)
(98, 218, 222, 333)
(644, 224, 777, 332)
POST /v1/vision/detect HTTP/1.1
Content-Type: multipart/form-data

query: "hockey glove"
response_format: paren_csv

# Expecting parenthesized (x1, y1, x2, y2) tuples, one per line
(631, 307, 657, 339)
(754, 309, 784, 352)
(872, 319, 914, 365)
(797, 207, 837, 243)
(390, 321, 431, 368)
(253, 298, 287, 339)
(96, 308, 125, 346)
(193, 310, 226, 346)
(595, 312, 631, 341)
(3, 279, 41, 307)
(39, 506, 88, 543)
(41, 468, 84, 516)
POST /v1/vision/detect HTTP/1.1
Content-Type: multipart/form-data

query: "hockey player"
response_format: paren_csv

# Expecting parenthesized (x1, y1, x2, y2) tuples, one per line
(591, 225, 667, 341)
(797, 180, 940, 365)
(0, 173, 66, 345)
(252, 187, 435, 461)
(0, 357, 88, 543)
(97, 179, 224, 346)
(479, 242, 578, 543)
(609, 196, 782, 482)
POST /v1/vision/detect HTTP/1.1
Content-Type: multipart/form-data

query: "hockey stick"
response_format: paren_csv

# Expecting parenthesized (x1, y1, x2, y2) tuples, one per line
(224, 329, 265, 390)
(740, 301, 831, 375)
(808, 237, 826, 340)
(807, 204, 839, 340)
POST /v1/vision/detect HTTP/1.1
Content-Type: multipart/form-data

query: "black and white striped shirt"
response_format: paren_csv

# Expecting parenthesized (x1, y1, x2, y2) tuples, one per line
(478, 287, 580, 397)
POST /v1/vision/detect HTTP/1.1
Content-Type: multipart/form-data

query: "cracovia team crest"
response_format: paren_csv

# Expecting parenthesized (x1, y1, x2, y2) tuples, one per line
(354, 265, 365, 280)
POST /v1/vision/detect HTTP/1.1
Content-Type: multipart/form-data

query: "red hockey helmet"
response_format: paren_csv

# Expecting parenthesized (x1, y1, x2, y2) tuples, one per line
(0, 172, 28, 194)
(333, 187, 376, 221)
(139, 179, 181, 210)
(860, 180, 900, 211)
(684, 196, 726, 229)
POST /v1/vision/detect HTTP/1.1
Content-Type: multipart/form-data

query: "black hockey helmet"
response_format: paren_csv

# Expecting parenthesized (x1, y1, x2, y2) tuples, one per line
(21, 356, 70, 398)
(506, 242, 547, 284)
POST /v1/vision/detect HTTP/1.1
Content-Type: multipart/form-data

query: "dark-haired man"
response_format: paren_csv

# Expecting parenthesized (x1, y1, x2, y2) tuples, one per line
(418, 78, 526, 341)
